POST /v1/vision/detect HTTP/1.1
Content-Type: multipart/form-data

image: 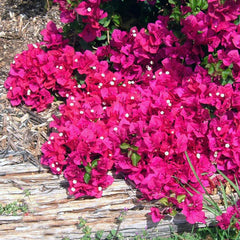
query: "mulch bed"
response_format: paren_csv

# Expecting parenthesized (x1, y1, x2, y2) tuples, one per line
(0, 0, 62, 170)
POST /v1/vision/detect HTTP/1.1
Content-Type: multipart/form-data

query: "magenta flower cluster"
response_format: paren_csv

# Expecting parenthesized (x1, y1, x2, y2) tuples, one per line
(53, 0, 110, 42)
(216, 199, 240, 230)
(4, 0, 240, 225)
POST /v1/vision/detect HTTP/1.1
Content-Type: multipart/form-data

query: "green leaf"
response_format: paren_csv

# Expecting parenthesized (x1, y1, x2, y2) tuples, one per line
(130, 145, 139, 151)
(78, 217, 86, 228)
(192, 0, 198, 9)
(112, 14, 121, 27)
(234, 15, 240, 25)
(159, 197, 169, 206)
(170, 209, 177, 216)
(84, 173, 91, 184)
(170, 6, 181, 22)
(95, 230, 104, 240)
(201, 56, 209, 66)
(168, 0, 176, 4)
(110, 229, 116, 236)
(91, 159, 98, 168)
(104, 19, 111, 28)
(120, 142, 130, 150)
(201, 1, 208, 10)
(97, 34, 107, 41)
(222, 68, 232, 80)
(215, 61, 222, 72)
(177, 194, 186, 203)
(99, 17, 111, 27)
(84, 165, 92, 174)
(208, 64, 215, 75)
(131, 152, 141, 166)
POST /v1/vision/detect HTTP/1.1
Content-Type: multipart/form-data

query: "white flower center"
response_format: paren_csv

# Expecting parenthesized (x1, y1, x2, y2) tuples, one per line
(225, 143, 230, 148)
(146, 65, 152, 71)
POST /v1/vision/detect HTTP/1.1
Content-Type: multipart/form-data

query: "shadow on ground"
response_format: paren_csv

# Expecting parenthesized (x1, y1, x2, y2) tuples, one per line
(2, 0, 48, 20)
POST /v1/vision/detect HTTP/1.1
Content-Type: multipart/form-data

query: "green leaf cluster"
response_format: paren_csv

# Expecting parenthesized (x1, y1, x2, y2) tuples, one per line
(0, 201, 28, 216)
(187, 0, 208, 15)
(204, 59, 234, 85)
(77, 159, 100, 184)
(120, 142, 141, 166)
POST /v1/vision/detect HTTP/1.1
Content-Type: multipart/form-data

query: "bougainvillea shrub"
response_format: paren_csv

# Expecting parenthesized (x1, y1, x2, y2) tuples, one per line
(4, 0, 240, 225)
